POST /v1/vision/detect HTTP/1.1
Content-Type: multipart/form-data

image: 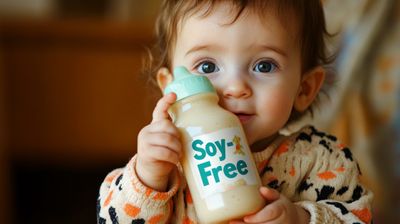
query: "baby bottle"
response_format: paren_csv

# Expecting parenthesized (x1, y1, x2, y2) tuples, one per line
(165, 67, 265, 223)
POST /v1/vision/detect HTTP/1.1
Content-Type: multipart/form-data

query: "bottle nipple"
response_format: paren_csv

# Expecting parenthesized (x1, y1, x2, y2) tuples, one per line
(173, 66, 192, 80)
(164, 66, 215, 101)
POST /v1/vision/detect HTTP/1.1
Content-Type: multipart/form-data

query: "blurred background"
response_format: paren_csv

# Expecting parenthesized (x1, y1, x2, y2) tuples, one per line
(0, 0, 398, 223)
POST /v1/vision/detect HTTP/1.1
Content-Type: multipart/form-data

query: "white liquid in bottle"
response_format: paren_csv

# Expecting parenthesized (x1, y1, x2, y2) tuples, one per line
(165, 67, 265, 223)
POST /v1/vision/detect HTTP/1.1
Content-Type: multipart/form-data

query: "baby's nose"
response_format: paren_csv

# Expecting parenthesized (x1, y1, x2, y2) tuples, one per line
(222, 78, 252, 99)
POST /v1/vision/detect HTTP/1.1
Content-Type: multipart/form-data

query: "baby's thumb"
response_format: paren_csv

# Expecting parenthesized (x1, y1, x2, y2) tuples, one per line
(259, 186, 280, 202)
(152, 92, 176, 123)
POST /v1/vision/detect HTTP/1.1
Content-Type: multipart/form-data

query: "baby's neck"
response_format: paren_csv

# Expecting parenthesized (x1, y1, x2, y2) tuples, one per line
(250, 133, 280, 152)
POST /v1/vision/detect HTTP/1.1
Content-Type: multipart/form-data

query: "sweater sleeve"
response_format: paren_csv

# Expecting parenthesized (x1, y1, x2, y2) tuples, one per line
(97, 155, 180, 224)
(293, 128, 373, 224)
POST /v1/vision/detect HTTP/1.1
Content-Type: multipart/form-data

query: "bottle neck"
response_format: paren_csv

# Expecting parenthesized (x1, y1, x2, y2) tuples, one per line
(169, 92, 219, 119)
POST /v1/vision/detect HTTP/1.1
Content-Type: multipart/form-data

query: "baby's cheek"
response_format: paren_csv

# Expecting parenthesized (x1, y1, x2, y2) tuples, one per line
(262, 95, 294, 123)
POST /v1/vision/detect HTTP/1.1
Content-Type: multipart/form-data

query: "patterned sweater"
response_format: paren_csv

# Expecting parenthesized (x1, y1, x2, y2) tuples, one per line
(97, 126, 373, 223)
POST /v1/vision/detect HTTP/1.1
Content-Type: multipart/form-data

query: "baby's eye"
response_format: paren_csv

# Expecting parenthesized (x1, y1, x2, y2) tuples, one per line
(196, 61, 219, 74)
(253, 60, 278, 73)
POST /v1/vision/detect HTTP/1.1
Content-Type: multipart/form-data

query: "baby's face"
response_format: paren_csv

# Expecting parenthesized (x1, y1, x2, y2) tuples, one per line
(172, 3, 303, 147)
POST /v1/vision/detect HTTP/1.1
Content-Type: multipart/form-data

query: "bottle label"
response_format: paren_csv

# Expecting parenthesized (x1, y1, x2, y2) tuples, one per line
(187, 127, 259, 199)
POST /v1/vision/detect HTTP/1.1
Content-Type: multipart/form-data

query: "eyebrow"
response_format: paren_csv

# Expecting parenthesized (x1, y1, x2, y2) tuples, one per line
(258, 45, 288, 58)
(184, 45, 221, 57)
(184, 44, 288, 58)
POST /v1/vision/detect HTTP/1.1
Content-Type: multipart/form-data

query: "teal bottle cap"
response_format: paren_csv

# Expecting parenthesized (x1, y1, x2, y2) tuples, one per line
(164, 66, 215, 101)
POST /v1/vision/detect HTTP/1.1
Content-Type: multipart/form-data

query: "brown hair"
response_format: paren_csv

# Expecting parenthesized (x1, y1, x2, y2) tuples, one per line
(144, 0, 333, 87)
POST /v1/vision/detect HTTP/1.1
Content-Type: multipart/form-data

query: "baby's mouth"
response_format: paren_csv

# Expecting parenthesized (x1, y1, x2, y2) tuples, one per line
(234, 113, 253, 123)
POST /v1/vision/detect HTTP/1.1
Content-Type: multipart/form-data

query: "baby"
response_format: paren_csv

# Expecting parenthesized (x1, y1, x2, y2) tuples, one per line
(97, 0, 373, 223)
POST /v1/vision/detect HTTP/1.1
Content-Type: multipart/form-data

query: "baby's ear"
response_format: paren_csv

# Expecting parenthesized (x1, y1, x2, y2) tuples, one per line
(294, 66, 325, 112)
(156, 67, 173, 92)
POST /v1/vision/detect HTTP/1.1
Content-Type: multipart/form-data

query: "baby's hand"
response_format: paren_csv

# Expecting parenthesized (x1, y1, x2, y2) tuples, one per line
(230, 187, 310, 224)
(136, 93, 182, 192)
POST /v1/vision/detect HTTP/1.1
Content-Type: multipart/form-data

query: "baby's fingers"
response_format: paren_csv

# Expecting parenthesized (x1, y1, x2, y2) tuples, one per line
(147, 119, 180, 137)
(146, 145, 181, 165)
(243, 203, 284, 223)
(148, 132, 182, 158)
(152, 92, 177, 123)
(259, 186, 280, 202)
(242, 187, 282, 223)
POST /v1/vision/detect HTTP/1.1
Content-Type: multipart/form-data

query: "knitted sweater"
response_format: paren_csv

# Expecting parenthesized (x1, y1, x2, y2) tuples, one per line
(97, 126, 373, 224)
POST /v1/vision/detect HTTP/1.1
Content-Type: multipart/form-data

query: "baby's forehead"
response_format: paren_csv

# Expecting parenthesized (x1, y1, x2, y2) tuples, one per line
(176, 2, 301, 46)
(172, 5, 302, 68)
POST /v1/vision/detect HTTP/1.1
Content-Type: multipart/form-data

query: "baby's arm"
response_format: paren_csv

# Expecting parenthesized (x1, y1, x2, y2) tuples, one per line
(97, 158, 180, 223)
(97, 93, 183, 223)
(294, 130, 373, 224)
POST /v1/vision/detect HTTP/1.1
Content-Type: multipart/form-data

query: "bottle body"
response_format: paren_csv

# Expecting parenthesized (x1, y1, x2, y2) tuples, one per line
(170, 93, 265, 223)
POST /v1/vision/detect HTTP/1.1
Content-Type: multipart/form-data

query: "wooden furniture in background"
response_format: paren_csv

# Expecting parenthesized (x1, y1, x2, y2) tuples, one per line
(0, 19, 159, 166)
(0, 45, 10, 224)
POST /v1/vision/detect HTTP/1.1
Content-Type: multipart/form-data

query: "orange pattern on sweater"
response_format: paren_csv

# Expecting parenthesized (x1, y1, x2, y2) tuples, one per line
(103, 190, 113, 207)
(274, 141, 289, 156)
(124, 203, 140, 217)
(351, 208, 372, 223)
(148, 214, 164, 224)
(317, 171, 337, 180)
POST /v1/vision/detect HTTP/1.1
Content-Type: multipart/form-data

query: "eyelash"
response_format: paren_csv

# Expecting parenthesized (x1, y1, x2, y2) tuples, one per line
(192, 58, 281, 74)
(252, 59, 280, 73)
(193, 59, 219, 74)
